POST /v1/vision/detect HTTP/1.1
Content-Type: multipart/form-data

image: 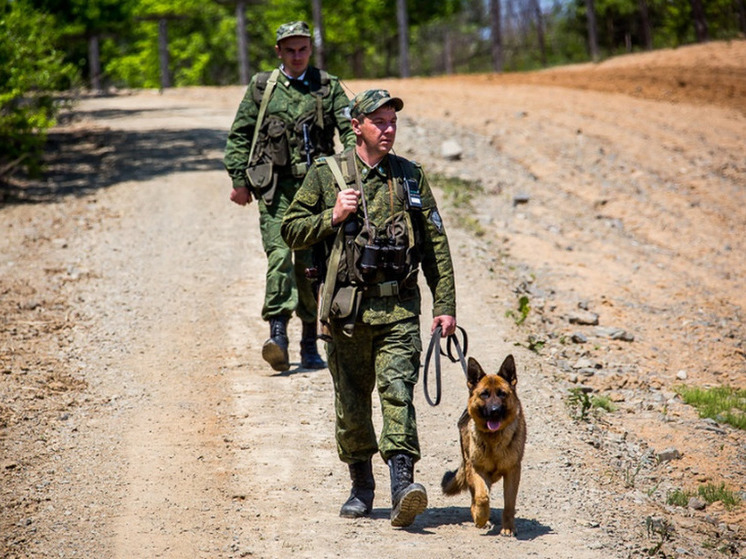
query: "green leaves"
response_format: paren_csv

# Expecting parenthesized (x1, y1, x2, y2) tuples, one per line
(1, 0, 78, 180)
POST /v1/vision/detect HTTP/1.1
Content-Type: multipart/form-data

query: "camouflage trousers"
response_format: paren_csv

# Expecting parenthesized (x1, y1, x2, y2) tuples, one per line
(258, 178, 317, 323)
(327, 317, 423, 464)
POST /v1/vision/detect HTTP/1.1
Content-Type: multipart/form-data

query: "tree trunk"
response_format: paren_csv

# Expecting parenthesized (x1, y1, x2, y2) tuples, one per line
(444, 28, 454, 75)
(490, 0, 503, 73)
(311, 0, 325, 70)
(158, 18, 171, 89)
(88, 35, 102, 93)
(352, 48, 364, 79)
(397, 0, 410, 78)
(690, 0, 708, 42)
(639, 0, 653, 50)
(737, 0, 746, 34)
(531, 0, 547, 66)
(585, 0, 599, 62)
(236, 1, 250, 85)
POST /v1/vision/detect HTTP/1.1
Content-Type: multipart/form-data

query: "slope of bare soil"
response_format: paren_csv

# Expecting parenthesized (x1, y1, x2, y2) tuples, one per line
(2, 41, 744, 558)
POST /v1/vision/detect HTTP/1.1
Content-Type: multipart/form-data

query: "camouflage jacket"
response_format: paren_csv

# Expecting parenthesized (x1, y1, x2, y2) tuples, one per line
(223, 65, 355, 190)
(281, 149, 456, 325)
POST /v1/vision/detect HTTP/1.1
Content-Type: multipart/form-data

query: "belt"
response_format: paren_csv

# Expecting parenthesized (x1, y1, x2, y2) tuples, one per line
(361, 281, 399, 298)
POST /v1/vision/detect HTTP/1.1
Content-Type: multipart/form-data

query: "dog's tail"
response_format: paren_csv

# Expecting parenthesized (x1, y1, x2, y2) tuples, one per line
(441, 467, 467, 495)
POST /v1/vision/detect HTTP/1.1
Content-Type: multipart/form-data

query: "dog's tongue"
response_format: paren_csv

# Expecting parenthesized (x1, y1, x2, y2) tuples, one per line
(487, 420, 501, 432)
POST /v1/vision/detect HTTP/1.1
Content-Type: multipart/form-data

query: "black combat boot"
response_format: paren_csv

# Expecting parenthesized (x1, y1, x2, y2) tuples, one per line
(388, 453, 427, 527)
(339, 459, 375, 518)
(262, 316, 289, 372)
(300, 321, 326, 369)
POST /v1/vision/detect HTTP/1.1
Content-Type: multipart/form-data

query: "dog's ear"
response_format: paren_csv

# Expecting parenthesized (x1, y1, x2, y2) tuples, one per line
(467, 357, 486, 390)
(498, 354, 517, 387)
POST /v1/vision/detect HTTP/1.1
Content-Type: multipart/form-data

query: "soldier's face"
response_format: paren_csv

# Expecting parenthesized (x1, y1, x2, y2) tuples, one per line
(353, 105, 398, 159)
(275, 37, 312, 77)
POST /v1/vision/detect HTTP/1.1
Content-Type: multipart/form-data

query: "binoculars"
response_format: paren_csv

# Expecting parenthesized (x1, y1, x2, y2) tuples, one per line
(359, 239, 407, 277)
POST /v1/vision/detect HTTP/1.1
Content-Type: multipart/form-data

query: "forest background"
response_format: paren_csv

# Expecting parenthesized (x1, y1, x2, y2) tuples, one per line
(1, 0, 745, 186)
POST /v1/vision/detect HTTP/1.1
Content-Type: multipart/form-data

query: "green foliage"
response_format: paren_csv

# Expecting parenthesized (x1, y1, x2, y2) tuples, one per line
(526, 334, 545, 353)
(29, 0, 138, 83)
(567, 387, 593, 420)
(644, 516, 674, 556)
(566, 387, 616, 420)
(675, 385, 746, 431)
(103, 0, 237, 88)
(433, 173, 483, 208)
(506, 295, 531, 326)
(429, 173, 485, 236)
(667, 487, 690, 507)
(6, 0, 745, 93)
(0, 0, 78, 181)
(667, 482, 741, 510)
(591, 394, 616, 413)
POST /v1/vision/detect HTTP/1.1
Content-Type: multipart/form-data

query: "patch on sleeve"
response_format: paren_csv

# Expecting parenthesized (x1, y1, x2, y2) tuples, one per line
(429, 209, 443, 233)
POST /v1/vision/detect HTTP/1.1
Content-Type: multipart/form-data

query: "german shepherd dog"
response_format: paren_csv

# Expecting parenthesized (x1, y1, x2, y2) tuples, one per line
(441, 355, 526, 535)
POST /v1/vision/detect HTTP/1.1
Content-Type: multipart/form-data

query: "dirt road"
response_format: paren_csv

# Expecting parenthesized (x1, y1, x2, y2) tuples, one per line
(2, 41, 745, 558)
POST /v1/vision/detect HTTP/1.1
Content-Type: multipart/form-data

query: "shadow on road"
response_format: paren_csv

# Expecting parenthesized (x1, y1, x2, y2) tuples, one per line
(4, 107, 227, 204)
(365, 505, 552, 540)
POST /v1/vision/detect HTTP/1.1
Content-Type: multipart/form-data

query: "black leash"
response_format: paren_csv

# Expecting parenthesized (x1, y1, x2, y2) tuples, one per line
(422, 325, 468, 406)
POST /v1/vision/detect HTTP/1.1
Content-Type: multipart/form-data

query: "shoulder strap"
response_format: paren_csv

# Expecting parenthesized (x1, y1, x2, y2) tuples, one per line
(390, 154, 418, 181)
(318, 226, 345, 323)
(248, 68, 280, 165)
(315, 69, 331, 124)
(317, 155, 350, 324)
(326, 156, 351, 192)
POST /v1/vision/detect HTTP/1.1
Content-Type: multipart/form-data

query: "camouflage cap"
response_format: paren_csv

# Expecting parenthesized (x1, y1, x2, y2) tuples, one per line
(349, 89, 404, 120)
(276, 21, 311, 43)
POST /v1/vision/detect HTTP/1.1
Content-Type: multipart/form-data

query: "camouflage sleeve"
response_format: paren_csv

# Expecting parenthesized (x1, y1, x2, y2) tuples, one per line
(281, 160, 338, 250)
(416, 166, 457, 319)
(329, 78, 355, 150)
(223, 77, 260, 189)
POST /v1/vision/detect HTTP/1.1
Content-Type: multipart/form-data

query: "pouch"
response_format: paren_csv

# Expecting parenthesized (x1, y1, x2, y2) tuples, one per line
(330, 285, 360, 319)
(245, 160, 278, 205)
(246, 160, 273, 189)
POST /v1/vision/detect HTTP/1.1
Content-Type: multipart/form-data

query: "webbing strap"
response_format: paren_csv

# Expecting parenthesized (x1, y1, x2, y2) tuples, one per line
(318, 156, 358, 324)
(248, 68, 280, 167)
(326, 156, 351, 192)
(318, 226, 344, 322)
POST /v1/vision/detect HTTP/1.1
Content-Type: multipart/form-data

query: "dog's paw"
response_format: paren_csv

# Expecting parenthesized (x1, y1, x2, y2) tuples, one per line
(500, 526, 517, 537)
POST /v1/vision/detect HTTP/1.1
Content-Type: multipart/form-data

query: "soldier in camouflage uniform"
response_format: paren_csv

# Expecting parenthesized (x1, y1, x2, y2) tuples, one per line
(224, 21, 355, 372)
(281, 89, 457, 527)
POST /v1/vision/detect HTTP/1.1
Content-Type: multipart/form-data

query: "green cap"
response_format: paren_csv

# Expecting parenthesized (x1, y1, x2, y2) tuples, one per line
(276, 21, 311, 43)
(349, 89, 404, 120)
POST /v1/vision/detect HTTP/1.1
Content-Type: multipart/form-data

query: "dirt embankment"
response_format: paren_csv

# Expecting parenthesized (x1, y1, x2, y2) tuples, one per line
(1, 40, 745, 559)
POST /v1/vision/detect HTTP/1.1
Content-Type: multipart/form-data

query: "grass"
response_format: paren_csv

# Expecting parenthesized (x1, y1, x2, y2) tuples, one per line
(674, 385, 746, 430)
(430, 173, 486, 237)
(667, 482, 741, 510)
(566, 387, 617, 421)
(506, 294, 530, 326)
(432, 172, 483, 209)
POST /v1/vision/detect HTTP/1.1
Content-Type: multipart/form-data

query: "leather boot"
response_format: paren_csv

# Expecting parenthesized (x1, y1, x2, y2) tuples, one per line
(262, 316, 289, 372)
(339, 459, 375, 518)
(388, 453, 427, 527)
(300, 321, 326, 369)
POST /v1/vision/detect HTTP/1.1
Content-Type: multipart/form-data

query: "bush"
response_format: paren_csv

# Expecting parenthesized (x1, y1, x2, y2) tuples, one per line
(0, 1, 78, 183)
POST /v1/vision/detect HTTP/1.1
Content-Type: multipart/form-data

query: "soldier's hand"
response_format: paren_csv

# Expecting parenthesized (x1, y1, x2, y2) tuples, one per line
(332, 188, 360, 225)
(432, 315, 457, 337)
(230, 186, 253, 206)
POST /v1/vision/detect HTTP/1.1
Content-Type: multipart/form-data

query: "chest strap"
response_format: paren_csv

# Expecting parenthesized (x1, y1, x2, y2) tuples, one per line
(248, 68, 280, 166)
